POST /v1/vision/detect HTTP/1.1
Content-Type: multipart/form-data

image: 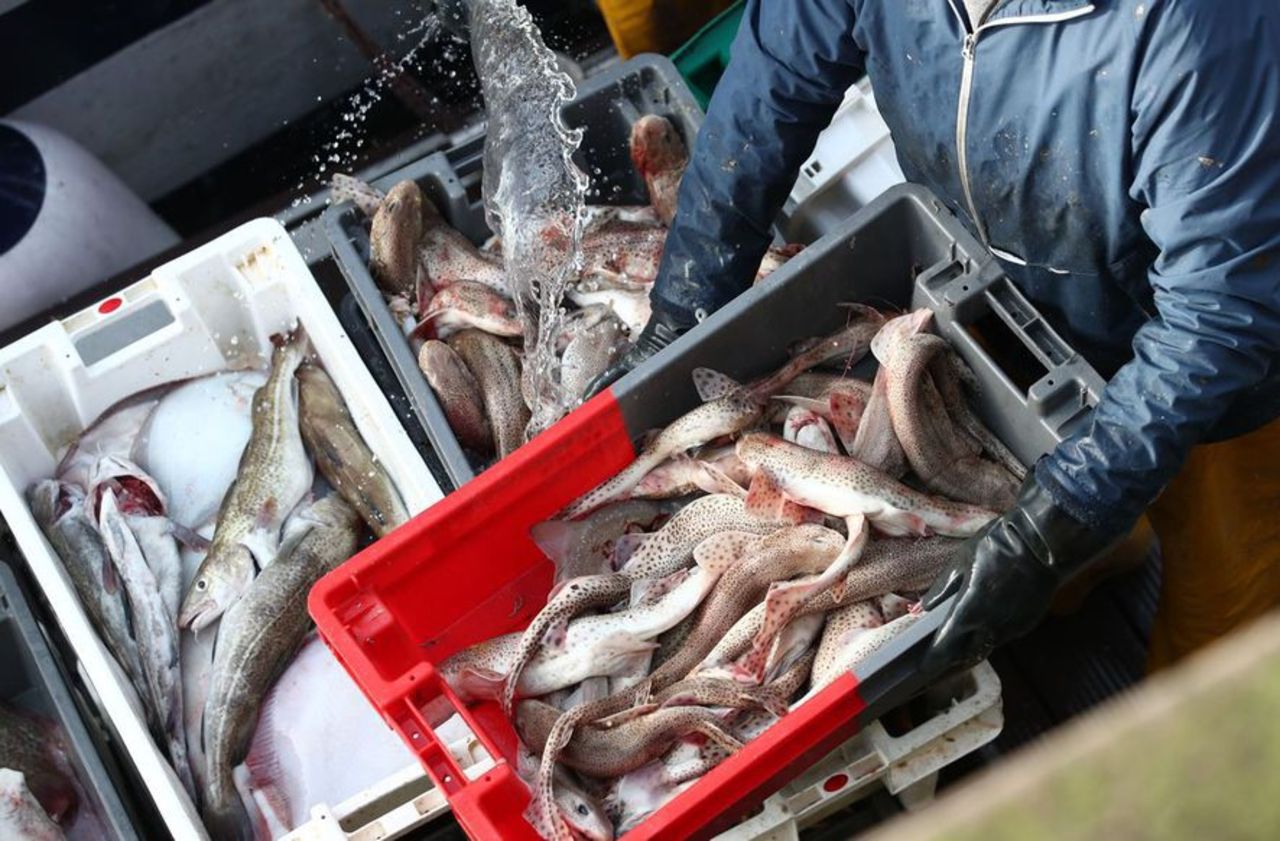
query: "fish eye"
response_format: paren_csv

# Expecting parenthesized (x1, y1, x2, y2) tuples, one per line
(196, 579, 208, 591)
(575, 803, 590, 816)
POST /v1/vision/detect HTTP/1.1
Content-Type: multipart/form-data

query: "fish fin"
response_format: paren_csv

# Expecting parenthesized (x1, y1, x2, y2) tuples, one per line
(240, 732, 292, 839)
(828, 390, 867, 450)
(629, 569, 687, 607)
(593, 703, 659, 730)
(871, 511, 931, 538)
(772, 394, 829, 414)
(748, 579, 826, 679)
(610, 532, 650, 569)
(457, 667, 506, 702)
(784, 500, 826, 525)
(329, 173, 385, 216)
(409, 311, 444, 342)
(692, 368, 741, 402)
(530, 520, 581, 568)
(692, 530, 763, 575)
(744, 470, 788, 521)
(693, 722, 744, 754)
(169, 520, 211, 553)
(239, 528, 279, 574)
(101, 554, 121, 595)
(598, 634, 660, 662)
(683, 455, 746, 498)
(836, 302, 889, 325)
(540, 618, 571, 651)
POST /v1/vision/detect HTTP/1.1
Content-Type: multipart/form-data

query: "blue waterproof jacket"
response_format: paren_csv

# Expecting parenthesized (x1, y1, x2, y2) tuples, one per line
(652, 0, 1280, 533)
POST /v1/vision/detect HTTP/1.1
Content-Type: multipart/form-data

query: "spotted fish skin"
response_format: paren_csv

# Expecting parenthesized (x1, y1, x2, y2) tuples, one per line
(811, 600, 887, 688)
(641, 525, 845, 691)
(502, 574, 633, 714)
(517, 700, 740, 780)
(416, 281, 522, 341)
(809, 611, 920, 692)
(179, 332, 313, 631)
(619, 494, 778, 581)
(448, 330, 530, 459)
(736, 433, 996, 537)
(564, 393, 764, 518)
(370, 180, 425, 299)
(419, 340, 494, 454)
(696, 535, 959, 672)
(876, 310, 1018, 510)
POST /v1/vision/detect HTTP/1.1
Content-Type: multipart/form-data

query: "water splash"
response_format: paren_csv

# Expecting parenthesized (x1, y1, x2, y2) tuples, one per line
(467, 0, 590, 440)
(292, 13, 448, 209)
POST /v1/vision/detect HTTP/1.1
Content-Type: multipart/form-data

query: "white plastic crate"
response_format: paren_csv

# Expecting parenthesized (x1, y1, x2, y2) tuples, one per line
(0, 218, 444, 839)
(719, 660, 1003, 840)
(281, 729, 494, 841)
(783, 78, 906, 242)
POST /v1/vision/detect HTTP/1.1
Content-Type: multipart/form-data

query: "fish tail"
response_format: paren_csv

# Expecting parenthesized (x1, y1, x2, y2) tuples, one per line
(204, 792, 256, 841)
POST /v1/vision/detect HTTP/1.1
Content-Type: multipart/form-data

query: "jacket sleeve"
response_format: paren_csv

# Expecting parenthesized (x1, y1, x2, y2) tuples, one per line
(649, 0, 863, 324)
(1037, 2, 1280, 532)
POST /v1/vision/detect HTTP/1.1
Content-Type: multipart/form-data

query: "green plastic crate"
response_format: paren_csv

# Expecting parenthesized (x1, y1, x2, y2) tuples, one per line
(670, 0, 745, 109)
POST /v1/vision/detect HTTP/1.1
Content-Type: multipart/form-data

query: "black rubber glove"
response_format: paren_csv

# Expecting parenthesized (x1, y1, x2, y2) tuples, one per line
(920, 474, 1125, 676)
(583, 305, 695, 399)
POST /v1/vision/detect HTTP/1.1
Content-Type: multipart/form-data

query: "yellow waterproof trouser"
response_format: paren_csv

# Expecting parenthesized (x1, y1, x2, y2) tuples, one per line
(1146, 418, 1280, 670)
(596, 0, 736, 57)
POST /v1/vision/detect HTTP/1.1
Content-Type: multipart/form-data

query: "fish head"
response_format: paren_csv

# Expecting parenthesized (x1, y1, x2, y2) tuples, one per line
(555, 779, 615, 841)
(27, 479, 68, 526)
(87, 455, 166, 519)
(178, 546, 254, 632)
(629, 115, 686, 178)
(734, 431, 781, 468)
(870, 308, 933, 365)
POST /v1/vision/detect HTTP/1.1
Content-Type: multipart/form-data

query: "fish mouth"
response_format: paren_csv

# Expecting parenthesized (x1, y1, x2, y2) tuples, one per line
(177, 594, 218, 632)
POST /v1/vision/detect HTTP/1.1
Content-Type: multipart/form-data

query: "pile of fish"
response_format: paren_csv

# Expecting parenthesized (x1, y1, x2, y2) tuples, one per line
(435, 307, 1025, 839)
(333, 113, 802, 468)
(28, 330, 413, 840)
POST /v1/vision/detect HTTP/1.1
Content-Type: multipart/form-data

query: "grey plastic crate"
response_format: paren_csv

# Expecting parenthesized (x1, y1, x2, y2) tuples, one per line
(0, 561, 138, 839)
(325, 54, 704, 490)
(616, 183, 1107, 465)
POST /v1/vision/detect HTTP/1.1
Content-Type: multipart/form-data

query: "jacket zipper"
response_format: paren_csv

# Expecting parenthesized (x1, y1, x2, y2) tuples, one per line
(946, 1, 1096, 248)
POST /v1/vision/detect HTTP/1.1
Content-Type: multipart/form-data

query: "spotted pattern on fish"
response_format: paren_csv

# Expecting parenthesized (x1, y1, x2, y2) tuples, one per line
(518, 701, 741, 781)
(697, 535, 960, 673)
(419, 340, 494, 454)
(812, 600, 885, 688)
(736, 433, 997, 537)
(448, 330, 530, 459)
(810, 611, 920, 692)
(620, 494, 778, 581)
(502, 574, 633, 714)
(849, 366, 907, 477)
(739, 516, 870, 680)
(415, 281, 522, 341)
(370, 180, 425, 299)
(564, 393, 764, 518)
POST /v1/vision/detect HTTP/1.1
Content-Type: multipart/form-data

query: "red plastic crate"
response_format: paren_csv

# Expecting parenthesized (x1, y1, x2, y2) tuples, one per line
(310, 184, 1104, 839)
(309, 389, 886, 840)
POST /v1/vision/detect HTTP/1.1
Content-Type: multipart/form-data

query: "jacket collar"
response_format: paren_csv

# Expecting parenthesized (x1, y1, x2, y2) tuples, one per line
(962, 0, 1095, 27)
(982, 0, 1095, 25)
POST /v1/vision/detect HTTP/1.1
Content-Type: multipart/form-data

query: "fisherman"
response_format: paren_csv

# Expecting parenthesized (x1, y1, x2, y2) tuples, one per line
(590, 0, 1280, 673)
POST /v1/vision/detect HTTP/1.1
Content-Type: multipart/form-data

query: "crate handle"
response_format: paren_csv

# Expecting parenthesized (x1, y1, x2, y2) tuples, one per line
(71, 297, 176, 368)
